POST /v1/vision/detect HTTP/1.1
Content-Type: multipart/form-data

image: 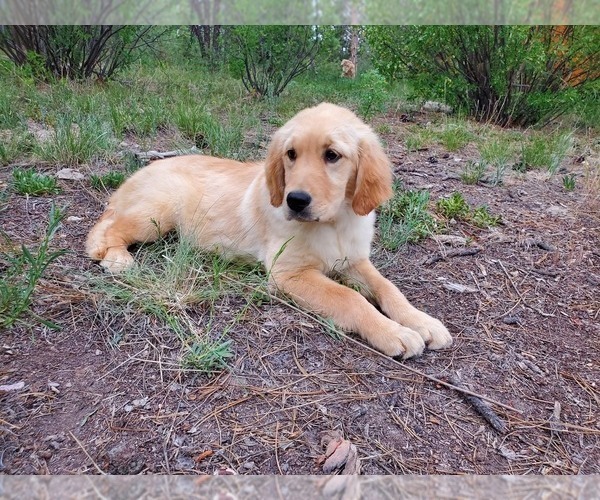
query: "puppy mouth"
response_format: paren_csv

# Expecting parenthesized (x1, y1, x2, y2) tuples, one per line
(286, 210, 320, 222)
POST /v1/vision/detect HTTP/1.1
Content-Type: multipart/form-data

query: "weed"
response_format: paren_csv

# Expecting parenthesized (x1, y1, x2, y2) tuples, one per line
(460, 161, 487, 185)
(471, 206, 501, 228)
(436, 192, 501, 227)
(436, 192, 470, 219)
(12, 167, 60, 196)
(90, 171, 126, 191)
(181, 338, 233, 372)
(357, 69, 388, 118)
(379, 185, 438, 250)
(0, 204, 67, 329)
(90, 236, 265, 372)
(562, 173, 576, 191)
(405, 127, 435, 152)
(0, 132, 33, 165)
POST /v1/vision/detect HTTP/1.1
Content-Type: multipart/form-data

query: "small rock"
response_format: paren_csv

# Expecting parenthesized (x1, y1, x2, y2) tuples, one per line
(547, 205, 568, 217)
(132, 396, 149, 408)
(124, 404, 134, 413)
(421, 101, 453, 114)
(56, 168, 85, 181)
(95, 349, 102, 356)
(502, 316, 520, 325)
(0, 381, 25, 392)
(242, 461, 255, 470)
(67, 216, 83, 222)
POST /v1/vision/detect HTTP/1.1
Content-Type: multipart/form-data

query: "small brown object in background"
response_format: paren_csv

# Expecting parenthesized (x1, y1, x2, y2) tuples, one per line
(341, 59, 356, 79)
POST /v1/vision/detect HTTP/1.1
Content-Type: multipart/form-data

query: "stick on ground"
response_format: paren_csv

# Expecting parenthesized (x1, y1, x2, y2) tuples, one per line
(447, 375, 508, 433)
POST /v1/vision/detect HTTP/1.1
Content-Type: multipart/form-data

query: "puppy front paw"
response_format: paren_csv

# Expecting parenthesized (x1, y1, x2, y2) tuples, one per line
(405, 313, 453, 350)
(371, 324, 426, 359)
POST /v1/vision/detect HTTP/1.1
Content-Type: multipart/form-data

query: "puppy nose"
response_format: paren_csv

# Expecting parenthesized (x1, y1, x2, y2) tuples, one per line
(286, 191, 312, 212)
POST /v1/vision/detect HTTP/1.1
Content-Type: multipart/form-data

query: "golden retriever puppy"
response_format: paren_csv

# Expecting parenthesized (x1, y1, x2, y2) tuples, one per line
(86, 103, 452, 359)
(341, 59, 356, 78)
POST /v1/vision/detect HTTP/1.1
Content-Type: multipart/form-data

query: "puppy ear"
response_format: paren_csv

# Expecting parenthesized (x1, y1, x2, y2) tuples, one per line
(352, 133, 393, 216)
(265, 133, 285, 207)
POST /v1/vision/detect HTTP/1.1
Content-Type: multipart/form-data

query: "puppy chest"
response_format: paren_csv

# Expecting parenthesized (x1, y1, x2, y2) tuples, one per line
(305, 225, 371, 271)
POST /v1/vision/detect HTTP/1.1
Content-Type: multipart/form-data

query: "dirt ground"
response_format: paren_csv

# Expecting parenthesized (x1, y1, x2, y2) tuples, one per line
(1, 111, 599, 475)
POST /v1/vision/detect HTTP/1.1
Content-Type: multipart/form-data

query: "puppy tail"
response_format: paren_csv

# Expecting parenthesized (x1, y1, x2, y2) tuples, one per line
(85, 208, 115, 261)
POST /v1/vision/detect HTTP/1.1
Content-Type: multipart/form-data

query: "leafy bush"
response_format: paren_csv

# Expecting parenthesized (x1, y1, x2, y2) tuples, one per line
(365, 26, 600, 126)
(357, 69, 388, 118)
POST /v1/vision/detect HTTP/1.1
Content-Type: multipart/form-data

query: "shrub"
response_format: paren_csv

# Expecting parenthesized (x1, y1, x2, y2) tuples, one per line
(0, 26, 167, 80)
(228, 26, 321, 98)
(365, 26, 600, 126)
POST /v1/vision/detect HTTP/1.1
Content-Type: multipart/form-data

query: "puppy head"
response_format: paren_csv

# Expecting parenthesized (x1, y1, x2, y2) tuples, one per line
(265, 103, 392, 221)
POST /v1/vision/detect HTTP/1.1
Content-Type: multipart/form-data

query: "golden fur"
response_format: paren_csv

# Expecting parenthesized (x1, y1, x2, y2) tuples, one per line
(86, 103, 452, 358)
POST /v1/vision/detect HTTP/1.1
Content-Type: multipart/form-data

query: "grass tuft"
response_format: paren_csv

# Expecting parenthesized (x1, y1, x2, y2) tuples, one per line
(90, 171, 127, 191)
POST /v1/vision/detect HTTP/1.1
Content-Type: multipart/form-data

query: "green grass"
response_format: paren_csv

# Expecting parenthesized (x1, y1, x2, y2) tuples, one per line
(479, 137, 514, 186)
(378, 185, 438, 250)
(90, 236, 265, 372)
(90, 171, 127, 191)
(1, 204, 67, 329)
(470, 206, 501, 228)
(12, 167, 60, 196)
(34, 114, 115, 165)
(437, 122, 472, 151)
(405, 127, 435, 152)
(516, 132, 573, 173)
(562, 173, 576, 191)
(436, 192, 470, 219)
(0, 131, 33, 165)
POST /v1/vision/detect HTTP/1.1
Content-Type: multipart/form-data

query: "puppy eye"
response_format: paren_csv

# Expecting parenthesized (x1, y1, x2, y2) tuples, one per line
(287, 149, 296, 161)
(324, 149, 340, 163)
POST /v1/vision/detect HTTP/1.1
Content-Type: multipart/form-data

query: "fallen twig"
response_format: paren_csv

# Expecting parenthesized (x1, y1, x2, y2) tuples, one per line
(549, 401, 563, 436)
(425, 247, 481, 265)
(447, 375, 508, 433)
(135, 147, 200, 161)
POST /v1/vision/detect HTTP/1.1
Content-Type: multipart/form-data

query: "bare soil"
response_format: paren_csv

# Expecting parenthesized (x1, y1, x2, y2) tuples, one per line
(1, 111, 599, 475)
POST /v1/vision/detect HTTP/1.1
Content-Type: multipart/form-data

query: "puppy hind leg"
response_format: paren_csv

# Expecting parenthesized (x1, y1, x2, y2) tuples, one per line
(87, 210, 172, 274)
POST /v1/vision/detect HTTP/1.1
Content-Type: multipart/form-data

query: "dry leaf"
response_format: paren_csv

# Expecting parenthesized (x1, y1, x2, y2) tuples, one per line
(195, 450, 214, 462)
(319, 430, 360, 475)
